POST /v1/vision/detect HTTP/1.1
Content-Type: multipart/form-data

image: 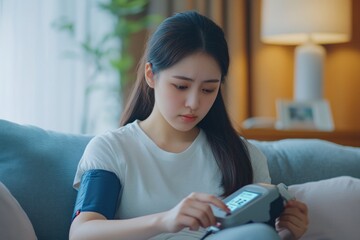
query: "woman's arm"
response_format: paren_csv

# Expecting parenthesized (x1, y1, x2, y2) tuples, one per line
(69, 192, 230, 240)
(69, 211, 164, 240)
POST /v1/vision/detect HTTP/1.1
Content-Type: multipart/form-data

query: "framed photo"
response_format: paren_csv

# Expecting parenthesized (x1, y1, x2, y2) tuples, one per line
(276, 99, 334, 131)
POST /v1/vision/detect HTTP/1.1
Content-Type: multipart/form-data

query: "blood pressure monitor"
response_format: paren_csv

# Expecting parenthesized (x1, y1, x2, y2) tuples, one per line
(212, 183, 294, 229)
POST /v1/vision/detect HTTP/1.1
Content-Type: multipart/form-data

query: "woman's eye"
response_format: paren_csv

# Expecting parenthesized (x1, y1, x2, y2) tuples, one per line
(202, 88, 215, 94)
(173, 84, 188, 90)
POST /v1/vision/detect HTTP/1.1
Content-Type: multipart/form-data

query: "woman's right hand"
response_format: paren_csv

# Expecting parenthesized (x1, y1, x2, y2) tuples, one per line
(157, 192, 230, 233)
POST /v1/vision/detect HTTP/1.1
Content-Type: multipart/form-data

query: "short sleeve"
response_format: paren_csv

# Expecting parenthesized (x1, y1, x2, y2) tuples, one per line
(73, 134, 120, 189)
(245, 140, 271, 184)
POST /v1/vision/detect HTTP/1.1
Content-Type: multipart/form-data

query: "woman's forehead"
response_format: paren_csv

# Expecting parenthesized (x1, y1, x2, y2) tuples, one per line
(158, 52, 222, 81)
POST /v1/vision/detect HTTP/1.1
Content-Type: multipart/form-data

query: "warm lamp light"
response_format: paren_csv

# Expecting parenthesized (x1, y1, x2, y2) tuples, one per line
(261, 0, 351, 101)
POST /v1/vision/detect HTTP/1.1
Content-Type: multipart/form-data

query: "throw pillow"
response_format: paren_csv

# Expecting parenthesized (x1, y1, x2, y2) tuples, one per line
(288, 176, 360, 240)
(0, 182, 37, 240)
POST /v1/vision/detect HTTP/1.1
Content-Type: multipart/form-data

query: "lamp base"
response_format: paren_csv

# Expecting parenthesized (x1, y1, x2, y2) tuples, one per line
(294, 41, 325, 101)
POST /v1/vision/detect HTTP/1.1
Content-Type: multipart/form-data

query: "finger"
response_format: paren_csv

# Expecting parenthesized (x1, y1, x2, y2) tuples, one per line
(280, 208, 308, 227)
(282, 207, 304, 219)
(276, 219, 306, 239)
(277, 213, 305, 230)
(286, 200, 308, 214)
(277, 207, 308, 239)
(189, 192, 230, 213)
(184, 205, 213, 227)
(285, 204, 309, 226)
(178, 215, 201, 231)
(181, 198, 216, 227)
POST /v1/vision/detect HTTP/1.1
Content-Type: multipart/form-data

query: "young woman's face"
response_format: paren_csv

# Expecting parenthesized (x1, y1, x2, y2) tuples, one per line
(146, 52, 222, 132)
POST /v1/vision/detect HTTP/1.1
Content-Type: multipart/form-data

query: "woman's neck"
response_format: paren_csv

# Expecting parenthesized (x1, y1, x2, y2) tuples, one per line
(139, 113, 200, 153)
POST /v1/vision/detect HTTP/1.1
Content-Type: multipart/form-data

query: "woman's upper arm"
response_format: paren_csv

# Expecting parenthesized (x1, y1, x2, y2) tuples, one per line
(69, 212, 106, 239)
(72, 211, 106, 225)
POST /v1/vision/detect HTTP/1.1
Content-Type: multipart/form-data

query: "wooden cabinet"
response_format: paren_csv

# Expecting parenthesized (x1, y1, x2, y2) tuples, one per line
(239, 128, 360, 147)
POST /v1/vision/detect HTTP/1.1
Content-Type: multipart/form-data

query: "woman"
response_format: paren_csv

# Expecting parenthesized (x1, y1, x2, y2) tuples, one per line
(70, 11, 308, 240)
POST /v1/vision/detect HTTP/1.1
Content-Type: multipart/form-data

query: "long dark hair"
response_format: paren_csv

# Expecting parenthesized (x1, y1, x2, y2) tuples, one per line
(120, 11, 253, 196)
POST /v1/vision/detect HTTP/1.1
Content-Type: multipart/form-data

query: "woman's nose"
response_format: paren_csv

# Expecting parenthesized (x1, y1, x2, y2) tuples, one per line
(185, 91, 200, 110)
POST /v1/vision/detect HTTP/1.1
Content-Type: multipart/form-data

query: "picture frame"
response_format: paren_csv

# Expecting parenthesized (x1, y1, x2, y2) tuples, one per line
(276, 99, 334, 131)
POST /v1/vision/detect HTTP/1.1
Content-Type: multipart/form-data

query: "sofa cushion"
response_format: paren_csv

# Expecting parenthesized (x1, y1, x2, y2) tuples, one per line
(0, 119, 92, 240)
(0, 182, 37, 240)
(289, 176, 360, 240)
(250, 139, 360, 185)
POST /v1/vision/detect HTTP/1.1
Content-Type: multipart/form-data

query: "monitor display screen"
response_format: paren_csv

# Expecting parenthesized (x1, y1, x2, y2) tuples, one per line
(226, 191, 260, 212)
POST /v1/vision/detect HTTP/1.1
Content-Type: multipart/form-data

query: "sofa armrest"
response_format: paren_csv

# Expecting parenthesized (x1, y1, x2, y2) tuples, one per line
(0, 119, 92, 240)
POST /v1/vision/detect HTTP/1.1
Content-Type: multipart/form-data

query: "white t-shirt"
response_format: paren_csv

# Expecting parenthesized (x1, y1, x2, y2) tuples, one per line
(73, 120, 271, 239)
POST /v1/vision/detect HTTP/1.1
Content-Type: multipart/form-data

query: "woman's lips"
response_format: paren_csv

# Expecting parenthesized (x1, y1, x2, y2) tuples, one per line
(180, 114, 197, 122)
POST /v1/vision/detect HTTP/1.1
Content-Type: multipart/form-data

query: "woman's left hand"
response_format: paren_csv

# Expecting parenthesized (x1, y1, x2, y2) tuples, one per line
(276, 200, 308, 240)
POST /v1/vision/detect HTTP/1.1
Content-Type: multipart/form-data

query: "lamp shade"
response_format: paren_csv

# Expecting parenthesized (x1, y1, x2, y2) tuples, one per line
(261, 0, 351, 45)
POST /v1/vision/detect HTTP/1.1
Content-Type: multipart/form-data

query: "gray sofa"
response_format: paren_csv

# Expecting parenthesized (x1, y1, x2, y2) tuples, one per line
(1, 119, 360, 240)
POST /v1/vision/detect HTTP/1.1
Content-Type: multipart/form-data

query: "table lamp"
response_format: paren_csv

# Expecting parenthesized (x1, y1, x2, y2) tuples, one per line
(261, 0, 351, 101)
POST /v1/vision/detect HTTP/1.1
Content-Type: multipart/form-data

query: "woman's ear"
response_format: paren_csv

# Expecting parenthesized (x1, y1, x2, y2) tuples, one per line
(145, 62, 155, 88)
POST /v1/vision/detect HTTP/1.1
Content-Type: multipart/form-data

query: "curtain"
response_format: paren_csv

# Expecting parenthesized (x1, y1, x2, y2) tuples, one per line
(147, 0, 250, 130)
(0, 0, 120, 134)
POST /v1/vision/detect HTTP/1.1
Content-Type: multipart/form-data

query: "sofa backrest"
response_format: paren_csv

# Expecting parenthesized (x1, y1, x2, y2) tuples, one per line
(250, 139, 360, 185)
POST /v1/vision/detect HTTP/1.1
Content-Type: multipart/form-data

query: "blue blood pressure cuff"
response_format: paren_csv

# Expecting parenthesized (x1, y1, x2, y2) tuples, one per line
(72, 169, 122, 220)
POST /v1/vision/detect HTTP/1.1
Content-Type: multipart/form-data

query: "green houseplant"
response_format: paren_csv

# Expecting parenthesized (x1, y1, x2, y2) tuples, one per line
(54, 0, 162, 99)
(97, 0, 162, 94)
(53, 0, 162, 132)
